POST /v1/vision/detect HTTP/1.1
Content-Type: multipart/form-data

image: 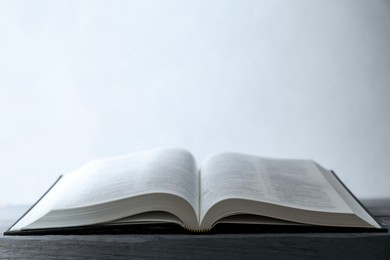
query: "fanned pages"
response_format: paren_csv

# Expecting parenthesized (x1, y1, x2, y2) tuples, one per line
(5, 148, 385, 235)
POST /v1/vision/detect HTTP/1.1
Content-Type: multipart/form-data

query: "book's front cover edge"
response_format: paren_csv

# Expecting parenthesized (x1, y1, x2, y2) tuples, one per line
(330, 170, 387, 231)
(3, 175, 63, 236)
(4, 223, 186, 236)
(4, 222, 387, 236)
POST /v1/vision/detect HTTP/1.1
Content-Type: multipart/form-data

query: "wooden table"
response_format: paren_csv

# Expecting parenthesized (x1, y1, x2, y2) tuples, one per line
(1, 199, 389, 259)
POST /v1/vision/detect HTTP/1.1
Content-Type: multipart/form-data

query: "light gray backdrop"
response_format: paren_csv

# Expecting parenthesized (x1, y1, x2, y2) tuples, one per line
(1, 0, 389, 205)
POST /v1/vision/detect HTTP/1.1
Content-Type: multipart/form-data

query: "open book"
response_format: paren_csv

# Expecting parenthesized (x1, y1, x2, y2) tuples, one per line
(5, 148, 385, 235)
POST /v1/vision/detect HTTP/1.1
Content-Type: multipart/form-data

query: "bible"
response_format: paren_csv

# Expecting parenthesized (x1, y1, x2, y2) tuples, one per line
(5, 148, 385, 235)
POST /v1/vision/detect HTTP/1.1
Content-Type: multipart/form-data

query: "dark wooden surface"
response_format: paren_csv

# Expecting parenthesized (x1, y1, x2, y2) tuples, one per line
(1, 199, 389, 259)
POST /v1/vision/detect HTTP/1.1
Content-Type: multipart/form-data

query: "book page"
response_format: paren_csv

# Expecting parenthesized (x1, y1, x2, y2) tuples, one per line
(200, 153, 353, 219)
(55, 148, 199, 214)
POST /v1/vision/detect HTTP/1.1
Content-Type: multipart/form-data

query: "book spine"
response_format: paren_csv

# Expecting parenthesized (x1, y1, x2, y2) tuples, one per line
(182, 226, 210, 233)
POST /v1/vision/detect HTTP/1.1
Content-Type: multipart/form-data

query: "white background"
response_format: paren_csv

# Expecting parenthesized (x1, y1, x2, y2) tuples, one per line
(1, 0, 389, 205)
